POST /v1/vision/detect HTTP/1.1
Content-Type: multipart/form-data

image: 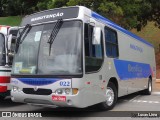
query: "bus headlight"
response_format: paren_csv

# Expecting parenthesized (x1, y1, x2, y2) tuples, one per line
(56, 89, 63, 94)
(65, 88, 71, 94)
(18, 88, 21, 92)
(12, 86, 18, 92)
(55, 88, 78, 95)
(12, 86, 21, 92)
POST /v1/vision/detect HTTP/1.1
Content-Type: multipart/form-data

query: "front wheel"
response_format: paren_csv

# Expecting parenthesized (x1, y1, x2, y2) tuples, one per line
(97, 82, 118, 110)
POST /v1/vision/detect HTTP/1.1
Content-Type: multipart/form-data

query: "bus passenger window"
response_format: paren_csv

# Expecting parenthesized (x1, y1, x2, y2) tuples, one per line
(84, 23, 103, 73)
(0, 34, 5, 66)
(105, 27, 119, 57)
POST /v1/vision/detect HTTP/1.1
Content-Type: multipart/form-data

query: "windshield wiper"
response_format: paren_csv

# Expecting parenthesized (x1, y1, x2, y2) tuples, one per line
(15, 24, 32, 53)
(47, 19, 63, 56)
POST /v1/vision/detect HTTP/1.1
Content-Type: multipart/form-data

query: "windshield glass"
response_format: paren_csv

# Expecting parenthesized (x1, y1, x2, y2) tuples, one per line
(12, 21, 82, 75)
(0, 34, 5, 66)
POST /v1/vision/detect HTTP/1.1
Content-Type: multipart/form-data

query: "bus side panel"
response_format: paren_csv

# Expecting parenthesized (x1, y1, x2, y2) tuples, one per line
(116, 30, 155, 95)
(91, 12, 156, 97)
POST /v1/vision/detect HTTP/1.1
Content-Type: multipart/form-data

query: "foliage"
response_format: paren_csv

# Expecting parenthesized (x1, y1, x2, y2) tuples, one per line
(0, 0, 160, 30)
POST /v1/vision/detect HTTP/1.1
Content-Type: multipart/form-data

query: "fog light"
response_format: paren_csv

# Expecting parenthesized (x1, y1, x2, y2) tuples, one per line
(67, 99, 72, 105)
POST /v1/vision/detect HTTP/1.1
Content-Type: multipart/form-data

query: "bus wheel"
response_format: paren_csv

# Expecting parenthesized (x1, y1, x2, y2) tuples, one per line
(143, 78, 152, 95)
(98, 82, 117, 110)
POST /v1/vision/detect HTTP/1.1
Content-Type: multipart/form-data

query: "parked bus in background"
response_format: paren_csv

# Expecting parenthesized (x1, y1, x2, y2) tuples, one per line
(0, 25, 18, 99)
(10, 6, 156, 110)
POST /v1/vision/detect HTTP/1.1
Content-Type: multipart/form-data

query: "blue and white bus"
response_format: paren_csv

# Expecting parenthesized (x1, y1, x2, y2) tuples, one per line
(10, 6, 156, 110)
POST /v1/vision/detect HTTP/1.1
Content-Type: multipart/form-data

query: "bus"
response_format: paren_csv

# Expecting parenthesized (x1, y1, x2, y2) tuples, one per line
(10, 6, 156, 110)
(0, 25, 18, 99)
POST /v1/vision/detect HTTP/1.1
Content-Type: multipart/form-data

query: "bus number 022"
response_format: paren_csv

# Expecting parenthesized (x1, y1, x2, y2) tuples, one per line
(60, 81, 70, 86)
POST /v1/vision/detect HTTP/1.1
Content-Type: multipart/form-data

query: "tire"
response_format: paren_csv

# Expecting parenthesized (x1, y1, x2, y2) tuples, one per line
(143, 78, 152, 95)
(97, 82, 118, 110)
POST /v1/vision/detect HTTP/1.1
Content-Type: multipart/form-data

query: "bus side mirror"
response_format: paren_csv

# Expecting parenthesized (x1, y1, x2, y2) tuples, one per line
(92, 27, 101, 45)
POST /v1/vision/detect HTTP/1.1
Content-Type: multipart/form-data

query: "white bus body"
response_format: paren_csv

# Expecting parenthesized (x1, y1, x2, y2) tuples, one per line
(10, 6, 156, 110)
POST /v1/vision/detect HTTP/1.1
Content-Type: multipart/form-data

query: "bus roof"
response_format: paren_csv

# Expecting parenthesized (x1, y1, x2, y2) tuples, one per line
(20, 6, 153, 48)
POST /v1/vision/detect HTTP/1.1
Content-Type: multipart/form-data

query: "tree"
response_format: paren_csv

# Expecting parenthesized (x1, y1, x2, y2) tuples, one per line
(0, 0, 40, 16)
(116, 0, 152, 30)
(66, 0, 155, 30)
(0, 0, 6, 16)
(0, 0, 160, 30)
(36, 0, 52, 11)
(150, 0, 160, 28)
(48, 0, 69, 9)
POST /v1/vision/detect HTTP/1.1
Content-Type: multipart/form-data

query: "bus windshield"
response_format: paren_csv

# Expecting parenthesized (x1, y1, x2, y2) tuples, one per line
(0, 34, 5, 66)
(12, 20, 82, 75)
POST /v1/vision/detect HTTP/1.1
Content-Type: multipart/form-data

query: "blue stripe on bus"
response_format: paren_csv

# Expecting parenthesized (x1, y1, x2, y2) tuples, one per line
(91, 12, 154, 48)
(17, 78, 62, 86)
(114, 59, 151, 80)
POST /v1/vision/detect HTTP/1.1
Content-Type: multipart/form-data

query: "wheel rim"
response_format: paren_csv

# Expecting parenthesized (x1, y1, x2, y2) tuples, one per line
(106, 87, 114, 106)
(149, 81, 152, 92)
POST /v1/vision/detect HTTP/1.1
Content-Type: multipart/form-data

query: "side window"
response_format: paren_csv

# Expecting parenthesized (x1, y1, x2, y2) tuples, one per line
(8, 36, 17, 65)
(9, 29, 18, 53)
(0, 34, 5, 65)
(84, 23, 103, 73)
(105, 27, 119, 57)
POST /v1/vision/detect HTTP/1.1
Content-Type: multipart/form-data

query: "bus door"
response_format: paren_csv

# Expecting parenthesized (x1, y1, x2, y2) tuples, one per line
(84, 22, 105, 103)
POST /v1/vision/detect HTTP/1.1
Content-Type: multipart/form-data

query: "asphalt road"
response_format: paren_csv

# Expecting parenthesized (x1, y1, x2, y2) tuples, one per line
(0, 83, 160, 119)
(0, 92, 160, 119)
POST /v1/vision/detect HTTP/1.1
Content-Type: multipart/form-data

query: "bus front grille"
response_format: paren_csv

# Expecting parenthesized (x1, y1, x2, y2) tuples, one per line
(23, 88, 52, 95)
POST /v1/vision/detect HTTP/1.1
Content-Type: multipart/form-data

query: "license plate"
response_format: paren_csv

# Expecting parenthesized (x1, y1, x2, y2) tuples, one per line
(52, 95, 66, 102)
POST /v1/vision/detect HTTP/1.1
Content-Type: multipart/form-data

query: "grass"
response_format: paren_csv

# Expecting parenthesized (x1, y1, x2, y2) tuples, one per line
(0, 16, 22, 26)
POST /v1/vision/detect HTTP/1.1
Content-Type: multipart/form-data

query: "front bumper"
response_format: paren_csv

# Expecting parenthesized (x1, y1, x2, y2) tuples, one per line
(11, 90, 85, 108)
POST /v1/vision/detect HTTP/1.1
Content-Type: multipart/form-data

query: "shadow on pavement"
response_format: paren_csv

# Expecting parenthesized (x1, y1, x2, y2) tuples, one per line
(0, 98, 24, 108)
